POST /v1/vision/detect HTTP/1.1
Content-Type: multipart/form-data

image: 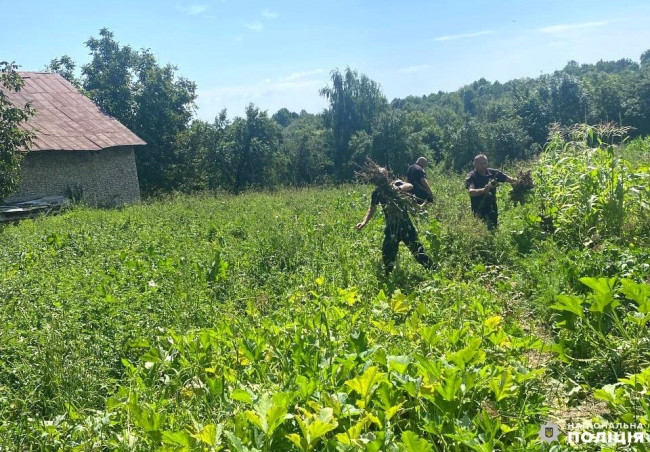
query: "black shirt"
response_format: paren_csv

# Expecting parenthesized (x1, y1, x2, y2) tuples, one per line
(406, 164, 431, 201)
(465, 168, 508, 213)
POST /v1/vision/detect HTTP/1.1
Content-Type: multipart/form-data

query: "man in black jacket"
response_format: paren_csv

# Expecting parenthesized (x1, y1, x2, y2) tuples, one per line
(406, 157, 434, 204)
(465, 154, 517, 230)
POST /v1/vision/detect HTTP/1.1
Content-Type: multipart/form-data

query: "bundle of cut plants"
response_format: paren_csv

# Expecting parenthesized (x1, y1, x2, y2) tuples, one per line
(355, 159, 427, 228)
(509, 169, 535, 205)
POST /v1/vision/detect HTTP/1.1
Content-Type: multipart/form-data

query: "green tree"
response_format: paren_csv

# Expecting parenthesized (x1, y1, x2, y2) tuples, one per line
(368, 109, 417, 172)
(641, 48, 650, 69)
(320, 67, 387, 180)
(282, 112, 332, 185)
(222, 104, 283, 193)
(285, 128, 331, 186)
(82, 29, 137, 126)
(175, 109, 230, 192)
(513, 85, 552, 145)
(78, 28, 197, 195)
(625, 70, 650, 136)
(405, 111, 444, 163)
(543, 72, 590, 125)
(272, 108, 299, 128)
(481, 118, 533, 165)
(444, 117, 483, 171)
(44, 55, 80, 88)
(0, 62, 34, 201)
(130, 49, 197, 193)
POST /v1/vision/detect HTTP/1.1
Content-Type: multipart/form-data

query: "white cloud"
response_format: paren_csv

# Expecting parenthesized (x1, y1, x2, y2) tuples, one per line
(538, 21, 608, 33)
(177, 4, 209, 15)
(399, 64, 430, 74)
(245, 21, 264, 32)
(196, 70, 328, 120)
(261, 9, 279, 19)
(433, 30, 493, 41)
(278, 69, 324, 82)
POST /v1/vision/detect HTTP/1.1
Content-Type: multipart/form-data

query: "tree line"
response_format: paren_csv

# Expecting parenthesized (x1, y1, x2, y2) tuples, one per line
(3, 28, 650, 198)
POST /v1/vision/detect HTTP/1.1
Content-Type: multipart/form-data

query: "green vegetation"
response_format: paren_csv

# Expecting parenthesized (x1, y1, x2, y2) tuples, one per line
(0, 61, 34, 199)
(39, 29, 650, 197)
(1, 128, 649, 450)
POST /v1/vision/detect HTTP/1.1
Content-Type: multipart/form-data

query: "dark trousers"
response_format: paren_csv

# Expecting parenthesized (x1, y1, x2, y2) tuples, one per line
(382, 221, 435, 274)
(474, 205, 499, 231)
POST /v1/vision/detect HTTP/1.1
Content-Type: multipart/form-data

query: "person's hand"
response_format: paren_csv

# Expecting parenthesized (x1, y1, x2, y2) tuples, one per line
(356, 221, 366, 230)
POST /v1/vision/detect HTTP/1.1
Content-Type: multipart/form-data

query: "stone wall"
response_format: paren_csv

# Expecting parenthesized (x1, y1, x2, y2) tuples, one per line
(7, 146, 141, 206)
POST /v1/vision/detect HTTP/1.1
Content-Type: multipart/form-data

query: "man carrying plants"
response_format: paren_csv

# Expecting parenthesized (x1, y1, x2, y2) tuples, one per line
(356, 160, 436, 275)
(465, 154, 517, 230)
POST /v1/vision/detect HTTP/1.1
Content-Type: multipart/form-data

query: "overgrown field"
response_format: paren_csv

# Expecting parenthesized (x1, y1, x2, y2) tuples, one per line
(1, 131, 649, 450)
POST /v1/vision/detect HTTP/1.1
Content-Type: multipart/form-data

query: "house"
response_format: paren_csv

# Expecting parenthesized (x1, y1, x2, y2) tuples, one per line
(2, 72, 146, 206)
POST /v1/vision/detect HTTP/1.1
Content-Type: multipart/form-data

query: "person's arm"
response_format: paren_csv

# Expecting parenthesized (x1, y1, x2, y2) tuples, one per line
(420, 178, 434, 201)
(496, 170, 517, 184)
(356, 203, 377, 230)
(467, 180, 494, 197)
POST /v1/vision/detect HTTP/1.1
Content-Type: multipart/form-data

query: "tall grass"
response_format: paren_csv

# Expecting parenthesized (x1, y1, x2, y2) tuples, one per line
(0, 134, 648, 449)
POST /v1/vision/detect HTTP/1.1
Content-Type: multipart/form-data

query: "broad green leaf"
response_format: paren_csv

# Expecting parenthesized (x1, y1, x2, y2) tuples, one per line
(226, 431, 254, 452)
(348, 330, 369, 354)
(128, 338, 150, 348)
(436, 368, 462, 402)
(246, 394, 291, 436)
(620, 279, 650, 313)
(265, 404, 292, 436)
(385, 403, 403, 421)
(448, 337, 484, 369)
(129, 404, 165, 433)
(419, 324, 442, 348)
(286, 433, 308, 451)
(191, 423, 222, 446)
(316, 407, 334, 423)
(619, 368, 650, 388)
(483, 315, 502, 329)
(244, 410, 264, 432)
(550, 294, 584, 317)
(391, 291, 409, 315)
(162, 430, 193, 447)
(400, 431, 434, 452)
(307, 418, 338, 441)
(345, 366, 388, 407)
(231, 388, 254, 404)
(588, 283, 619, 313)
(489, 368, 516, 401)
(336, 416, 371, 445)
(296, 375, 318, 399)
(580, 276, 617, 295)
(593, 384, 617, 403)
(387, 355, 412, 375)
(139, 348, 163, 364)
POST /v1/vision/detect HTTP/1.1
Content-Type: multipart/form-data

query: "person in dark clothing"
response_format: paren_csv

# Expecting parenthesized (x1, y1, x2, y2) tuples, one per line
(465, 154, 517, 230)
(356, 167, 436, 274)
(406, 157, 434, 204)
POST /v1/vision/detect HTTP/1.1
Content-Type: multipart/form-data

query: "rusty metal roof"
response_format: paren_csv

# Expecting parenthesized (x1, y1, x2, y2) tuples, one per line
(2, 72, 146, 151)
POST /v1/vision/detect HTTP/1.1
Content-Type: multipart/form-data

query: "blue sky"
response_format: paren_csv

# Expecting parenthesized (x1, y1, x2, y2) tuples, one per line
(2, 0, 650, 121)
